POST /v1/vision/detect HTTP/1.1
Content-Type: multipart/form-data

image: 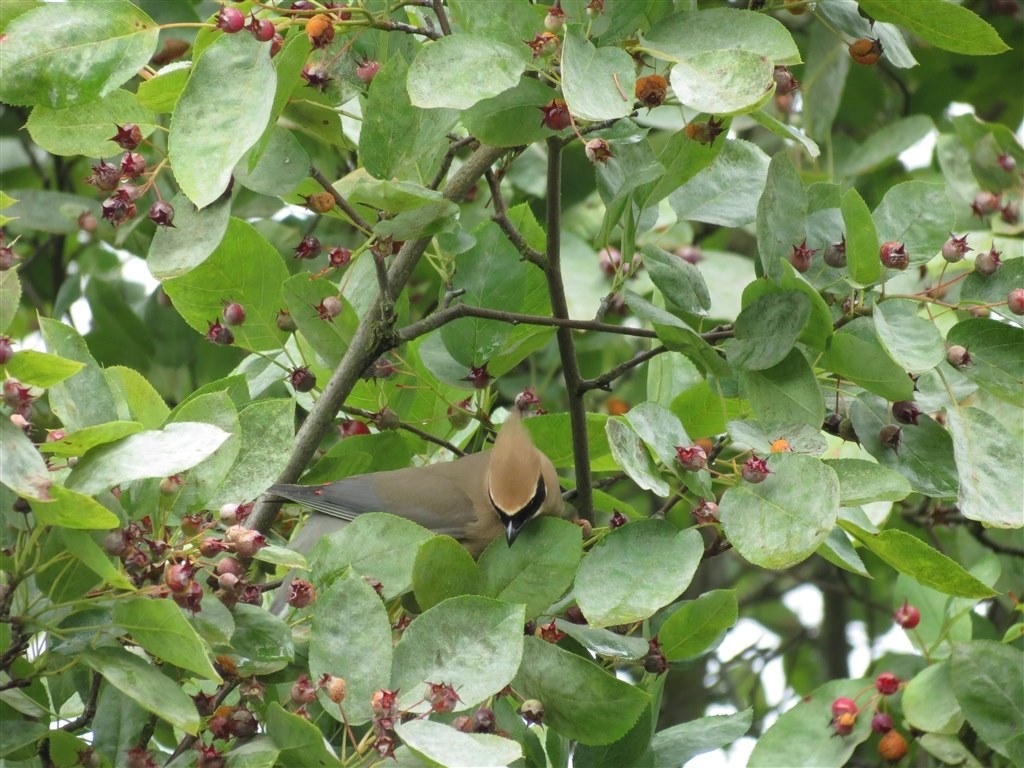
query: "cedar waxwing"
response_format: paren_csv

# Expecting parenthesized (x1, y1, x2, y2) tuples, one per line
(269, 415, 564, 558)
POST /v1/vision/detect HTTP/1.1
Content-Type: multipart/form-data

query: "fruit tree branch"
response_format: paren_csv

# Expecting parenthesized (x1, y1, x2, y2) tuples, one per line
(545, 136, 593, 521)
(485, 168, 546, 267)
(309, 165, 372, 234)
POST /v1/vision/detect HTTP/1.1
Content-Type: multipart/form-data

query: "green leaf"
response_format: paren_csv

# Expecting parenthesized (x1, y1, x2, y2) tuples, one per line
(3, 189, 97, 234)
(82, 646, 199, 735)
(605, 417, 670, 496)
(25, 89, 157, 157)
(65, 422, 231, 496)
(748, 109, 820, 159)
(39, 317, 119, 430)
(652, 709, 754, 767)
(740, 349, 824, 428)
(169, 34, 276, 208)
(946, 318, 1023, 406)
(0, 269, 21, 333)
(748, 679, 872, 767)
(639, 9, 801, 65)
(0, 1, 159, 108)
(391, 596, 525, 713)
(29, 485, 119, 529)
(310, 570, 392, 725)
(162, 218, 289, 352)
(463, 76, 559, 148)
(720, 453, 839, 569)
(960, 257, 1024, 323)
(726, 420, 826, 456)
(802, 26, 849, 143)
(396, 719, 522, 767)
(554, 621, 650, 661)
(210, 399, 294, 508)
(113, 599, 220, 681)
(59, 529, 133, 590)
(757, 152, 807, 281)
(659, 590, 738, 661)
(639, 121, 727, 210)
(264, 704, 338, 766)
(642, 245, 711, 316)
(840, 523, 998, 598)
(561, 31, 635, 121)
(407, 35, 526, 110)
(669, 139, 771, 227)
(147, 192, 232, 279)
(229, 604, 294, 676)
(669, 50, 774, 115)
(514, 636, 651, 746)
(574, 706, 655, 768)
(726, 291, 810, 371)
(233, 126, 308, 197)
(820, 318, 914, 402)
(850, 394, 958, 498)
(478, 518, 583, 619)
(309, 512, 434, 600)
(873, 299, 944, 374)
(4, 349, 84, 387)
(360, 53, 458, 181)
(840, 116, 934, 177)
(251, 545, 307, 570)
(945, 406, 1023, 529)
(858, 0, 1009, 55)
(105, 367, 169, 430)
(574, 521, 703, 627)
(817, 526, 869, 577)
(0, 410, 53, 501)
(38, 421, 144, 456)
(872, 181, 955, 266)
(841, 187, 882, 287)
(951, 642, 1024, 761)
(446, 0, 536, 47)
(823, 458, 912, 506)
(624, 401, 696, 470)
(136, 66, 189, 112)
(413, 535, 480, 612)
(903, 661, 964, 735)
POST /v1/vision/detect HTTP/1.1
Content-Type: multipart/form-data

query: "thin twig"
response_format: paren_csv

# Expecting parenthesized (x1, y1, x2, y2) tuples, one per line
(60, 672, 102, 732)
(485, 169, 546, 267)
(558, 114, 635, 147)
(165, 681, 239, 765)
(396, 303, 658, 343)
(429, 136, 478, 191)
(309, 166, 373, 234)
(545, 137, 593, 521)
(579, 346, 668, 392)
(372, 19, 440, 39)
(341, 406, 467, 457)
(430, 0, 452, 35)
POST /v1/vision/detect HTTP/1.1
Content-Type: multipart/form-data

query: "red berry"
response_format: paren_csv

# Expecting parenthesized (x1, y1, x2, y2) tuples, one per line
(871, 711, 894, 734)
(893, 599, 920, 629)
(301, 64, 331, 91)
(206, 320, 234, 345)
(85, 159, 121, 191)
(970, 191, 1001, 218)
(248, 16, 276, 42)
(891, 401, 921, 426)
(371, 689, 399, 717)
(216, 7, 245, 33)
(789, 238, 819, 273)
(464, 364, 492, 389)
(338, 419, 370, 438)
(0, 337, 12, 366)
(831, 698, 858, 717)
(110, 124, 142, 150)
(356, 59, 381, 84)
(609, 510, 627, 529)
(0, 245, 16, 271)
(692, 498, 720, 524)
(875, 672, 901, 695)
(294, 235, 322, 260)
(425, 682, 461, 713)
(290, 366, 316, 393)
(148, 201, 175, 228)
(120, 151, 146, 179)
(1008, 288, 1024, 316)
(287, 578, 316, 608)
(879, 241, 909, 270)
(164, 561, 193, 594)
(675, 445, 707, 472)
(539, 99, 571, 131)
(101, 190, 137, 227)
(941, 233, 971, 263)
(823, 236, 847, 268)
(998, 152, 1017, 172)
(291, 674, 317, 704)
(221, 301, 246, 326)
(270, 32, 284, 57)
(741, 455, 771, 483)
(233, 529, 266, 558)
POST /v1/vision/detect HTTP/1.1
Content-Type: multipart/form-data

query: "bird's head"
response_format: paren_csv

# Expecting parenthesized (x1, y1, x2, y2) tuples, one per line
(486, 415, 550, 547)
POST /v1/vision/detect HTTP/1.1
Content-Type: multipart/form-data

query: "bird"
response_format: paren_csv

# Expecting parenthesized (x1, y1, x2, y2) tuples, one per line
(268, 413, 564, 558)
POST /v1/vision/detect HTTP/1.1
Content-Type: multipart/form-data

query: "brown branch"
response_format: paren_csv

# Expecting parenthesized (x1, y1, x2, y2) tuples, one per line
(545, 137, 593, 521)
(559, 114, 636, 147)
(250, 144, 508, 535)
(966, 521, 1024, 558)
(60, 672, 102, 732)
(396, 303, 658, 344)
(429, 136, 478, 191)
(580, 346, 668, 392)
(372, 19, 440, 39)
(485, 169, 546, 267)
(430, 0, 452, 35)
(309, 166, 372, 234)
(341, 406, 467, 457)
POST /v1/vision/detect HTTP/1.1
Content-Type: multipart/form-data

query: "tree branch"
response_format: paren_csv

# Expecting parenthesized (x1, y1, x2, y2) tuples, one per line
(430, 0, 452, 35)
(429, 136, 478, 191)
(545, 137, 593, 521)
(579, 346, 668, 392)
(250, 144, 508, 535)
(485, 169, 546, 267)
(60, 672, 102, 732)
(396, 303, 659, 343)
(341, 406, 467, 457)
(309, 165, 372, 234)
(372, 18, 440, 39)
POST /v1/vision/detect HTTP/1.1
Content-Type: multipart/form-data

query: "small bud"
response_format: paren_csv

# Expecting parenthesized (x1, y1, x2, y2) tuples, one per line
(520, 699, 544, 725)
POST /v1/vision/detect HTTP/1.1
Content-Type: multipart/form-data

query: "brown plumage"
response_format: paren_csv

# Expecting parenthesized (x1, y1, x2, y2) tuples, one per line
(269, 414, 563, 557)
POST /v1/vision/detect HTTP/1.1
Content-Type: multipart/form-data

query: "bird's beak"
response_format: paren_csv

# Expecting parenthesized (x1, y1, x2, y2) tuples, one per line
(505, 516, 525, 547)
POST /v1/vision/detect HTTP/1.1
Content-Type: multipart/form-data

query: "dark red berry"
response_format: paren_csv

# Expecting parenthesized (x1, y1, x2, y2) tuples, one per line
(609, 510, 627, 529)
(339, 419, 370, 438)
(148, 200, 175, 227)
(789, 238, 819, 273)
(356, 60, 381, 84)
(893, 599, 920, 629)
(290, 366, 316, 392)
(891, 401, 921, 426)
(741, 455, 771, 483)
(164, 561, 194, 594)
(823, 236, 847, 268)
(294, 235, 322, 259)
(822, 412, 843, 435)
(875, 672, 901, 695)
(675, 445, 707, 472)
(325, 1, 353, 20)
(206, 320, 235, 345)
(248, 15, 276, 42)
(287, 579, 316, 608)
(110, 124, 142, 150)
(270, 32, 284, 57)
(1008, 288, 1024, 316)
(879, 241, 909, 270)
(101, 190, 137, 227)
(216, 7, 245, 33)
(301, 64, 331, 91)
(0, 337, 12, 366)
(291, 1, 316, 9)
(425, 682, 461, 713)
(327, 247, 351, 268)
(539, 99, 571, 131)
(772, 65, 800, 95)
(86, 160, 122, 191)
(464, 364, 492, 389)
(221, 301, 245, 326)
(120, 151, 146, 179)
(871, 711, 894, 734)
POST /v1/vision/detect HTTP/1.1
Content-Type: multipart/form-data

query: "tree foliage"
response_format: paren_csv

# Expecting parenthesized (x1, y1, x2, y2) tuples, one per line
(0, 1, 1022, 766)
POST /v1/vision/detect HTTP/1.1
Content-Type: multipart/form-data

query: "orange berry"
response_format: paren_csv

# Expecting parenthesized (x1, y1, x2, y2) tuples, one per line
(849, 38, 883, 65)
(605, 396, 630, 415)
(635, 74, 668, 108)
(770, 438, 791, 453)
(878, 730, 908, 763)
